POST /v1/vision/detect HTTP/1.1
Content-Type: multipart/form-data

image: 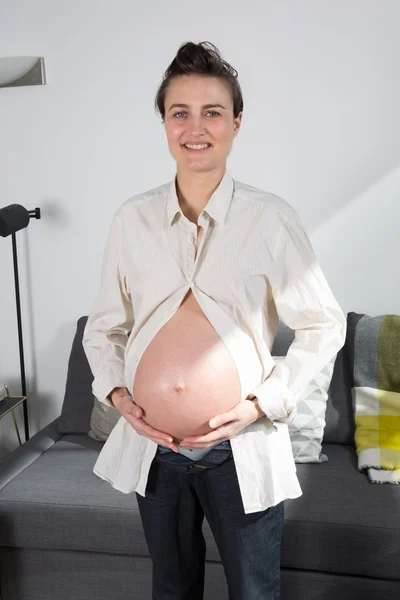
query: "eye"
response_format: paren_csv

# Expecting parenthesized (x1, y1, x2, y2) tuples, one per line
(172, 110, 220, 119)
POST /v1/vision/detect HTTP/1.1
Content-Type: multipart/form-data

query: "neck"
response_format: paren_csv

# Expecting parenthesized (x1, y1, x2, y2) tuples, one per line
(175, 165, 226, 223)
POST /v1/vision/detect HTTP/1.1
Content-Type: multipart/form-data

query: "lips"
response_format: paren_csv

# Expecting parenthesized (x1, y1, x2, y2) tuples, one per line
(182, 143, 212, 152)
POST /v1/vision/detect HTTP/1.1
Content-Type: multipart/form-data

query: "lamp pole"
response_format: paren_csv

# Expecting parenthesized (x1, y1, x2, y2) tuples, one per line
(0, 205, 41, 442)
(11, 231, 29, 440)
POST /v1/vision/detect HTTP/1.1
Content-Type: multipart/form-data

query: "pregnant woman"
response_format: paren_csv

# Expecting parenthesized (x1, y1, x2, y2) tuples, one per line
(83, 41, 346, 600)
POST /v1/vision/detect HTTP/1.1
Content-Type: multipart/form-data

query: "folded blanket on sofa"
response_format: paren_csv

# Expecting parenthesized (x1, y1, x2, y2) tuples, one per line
(349, 312, 400, 484)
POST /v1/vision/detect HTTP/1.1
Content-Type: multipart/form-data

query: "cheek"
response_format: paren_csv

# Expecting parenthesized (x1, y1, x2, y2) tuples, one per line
(212, 121, 234, 144)
(165, 123, 183, 145)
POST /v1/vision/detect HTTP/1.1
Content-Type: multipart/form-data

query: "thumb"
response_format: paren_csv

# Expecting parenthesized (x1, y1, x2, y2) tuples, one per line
(130, 404, 143, 419)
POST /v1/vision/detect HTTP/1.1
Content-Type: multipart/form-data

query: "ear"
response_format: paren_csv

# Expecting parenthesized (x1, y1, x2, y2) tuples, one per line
(233, 111, 243, 136)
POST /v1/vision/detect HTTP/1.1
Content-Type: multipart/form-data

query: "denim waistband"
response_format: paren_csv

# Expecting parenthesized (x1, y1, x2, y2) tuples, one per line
(156, 443, 232, 470)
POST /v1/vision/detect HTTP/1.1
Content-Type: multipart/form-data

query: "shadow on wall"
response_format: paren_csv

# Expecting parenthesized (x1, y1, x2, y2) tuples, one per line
(302, 147, 400, 232)
(309, 163, 400, 317)
(38, 198, 71, 228)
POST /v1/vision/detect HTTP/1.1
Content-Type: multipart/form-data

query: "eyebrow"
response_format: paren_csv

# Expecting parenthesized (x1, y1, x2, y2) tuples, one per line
(167, 103, 226, 112)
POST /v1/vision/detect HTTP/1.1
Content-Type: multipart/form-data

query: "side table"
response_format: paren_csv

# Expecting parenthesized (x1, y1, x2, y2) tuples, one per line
(0, 394, 28, 445)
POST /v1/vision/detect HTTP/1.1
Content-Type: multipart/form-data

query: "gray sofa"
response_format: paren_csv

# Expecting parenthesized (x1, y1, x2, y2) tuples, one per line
(0, 315, 399, 600)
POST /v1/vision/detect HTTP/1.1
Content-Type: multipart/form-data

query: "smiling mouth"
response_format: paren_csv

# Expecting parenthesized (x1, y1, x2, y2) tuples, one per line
(182, 143, 212, 152)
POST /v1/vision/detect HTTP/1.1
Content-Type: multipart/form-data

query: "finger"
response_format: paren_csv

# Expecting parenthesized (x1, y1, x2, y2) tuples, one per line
(129, 405, 143, 419)
(209, 409, 237, 429)
(125, 416, 174, 443)
(149, 437, 179, 452)
(151, 438, 179, 453)
(181, 424, 235, 447)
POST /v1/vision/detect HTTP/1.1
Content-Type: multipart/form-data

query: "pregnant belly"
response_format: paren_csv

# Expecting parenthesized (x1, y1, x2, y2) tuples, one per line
(133, 291, 242, 442)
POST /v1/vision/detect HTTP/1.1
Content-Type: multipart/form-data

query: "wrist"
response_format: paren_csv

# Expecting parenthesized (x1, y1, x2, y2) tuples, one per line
(247, 395, 264, 420)
(254, 400, 264, 420)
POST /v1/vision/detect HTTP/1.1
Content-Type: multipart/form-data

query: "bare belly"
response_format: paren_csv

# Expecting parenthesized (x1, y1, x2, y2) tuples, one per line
(132, 289, 242, 442)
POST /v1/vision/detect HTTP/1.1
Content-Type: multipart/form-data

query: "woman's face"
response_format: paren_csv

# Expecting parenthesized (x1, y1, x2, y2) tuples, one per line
(163, 74, 242, 174)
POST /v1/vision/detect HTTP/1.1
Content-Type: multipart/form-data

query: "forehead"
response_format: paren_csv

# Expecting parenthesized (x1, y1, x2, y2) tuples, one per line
(165, 75, 232, 107)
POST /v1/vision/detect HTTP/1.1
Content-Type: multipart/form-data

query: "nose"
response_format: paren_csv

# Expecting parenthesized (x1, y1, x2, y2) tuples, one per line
(187, 115, 207, 137)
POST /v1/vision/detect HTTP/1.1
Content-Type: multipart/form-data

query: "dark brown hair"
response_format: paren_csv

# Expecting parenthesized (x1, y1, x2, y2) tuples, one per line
(155, 41, 244, 121)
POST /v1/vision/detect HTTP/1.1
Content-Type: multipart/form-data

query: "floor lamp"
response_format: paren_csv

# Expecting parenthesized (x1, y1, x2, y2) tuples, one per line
(0, 204, 41, 441)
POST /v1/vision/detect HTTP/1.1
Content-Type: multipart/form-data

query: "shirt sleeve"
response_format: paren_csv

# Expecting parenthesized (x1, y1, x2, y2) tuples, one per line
(252, 212, 347, 424)
(82, 209, 134, 407)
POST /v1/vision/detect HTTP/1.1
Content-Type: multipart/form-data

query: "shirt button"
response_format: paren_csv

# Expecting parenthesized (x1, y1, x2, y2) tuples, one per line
(189, 281, 194, 287)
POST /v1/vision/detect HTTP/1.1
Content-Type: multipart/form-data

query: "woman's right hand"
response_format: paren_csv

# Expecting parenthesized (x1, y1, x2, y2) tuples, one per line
(110, 387, 179, 452)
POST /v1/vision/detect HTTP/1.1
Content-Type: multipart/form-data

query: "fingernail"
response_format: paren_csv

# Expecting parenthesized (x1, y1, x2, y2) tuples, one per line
(210, 419, 217, 428)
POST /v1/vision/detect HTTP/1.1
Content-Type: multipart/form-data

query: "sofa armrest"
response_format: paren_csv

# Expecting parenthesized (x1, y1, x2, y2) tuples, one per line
(0, 417, 64, 491)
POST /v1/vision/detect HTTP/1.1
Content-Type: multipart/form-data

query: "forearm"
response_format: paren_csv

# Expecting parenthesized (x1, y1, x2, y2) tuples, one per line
(83, 301, 132, 405)
(83, 207, 134, 406)
(253, 315, 346, 424)
(254, 212, 347, 424)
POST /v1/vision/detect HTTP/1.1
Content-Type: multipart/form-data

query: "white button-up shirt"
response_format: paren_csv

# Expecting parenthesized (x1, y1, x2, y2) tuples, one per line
(83, 171, 346, 514)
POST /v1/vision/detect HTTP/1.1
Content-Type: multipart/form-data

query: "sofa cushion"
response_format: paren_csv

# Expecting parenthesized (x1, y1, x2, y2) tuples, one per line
(58, 317, 94, 434)
(0, 435, 399, 580)
(286, 443, 400, 580)
(273, 354, 336, 463)
(57, 317, 118, 440)
(323, 343, 354, 444)
(283, 443, 400, 580)
(88, 398, 120, 442)
(58, 316, 124, 441)
(0, 435, 148, 556)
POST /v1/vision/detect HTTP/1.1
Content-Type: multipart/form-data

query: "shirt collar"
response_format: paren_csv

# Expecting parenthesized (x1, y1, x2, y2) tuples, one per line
(166, 171, 234, 226)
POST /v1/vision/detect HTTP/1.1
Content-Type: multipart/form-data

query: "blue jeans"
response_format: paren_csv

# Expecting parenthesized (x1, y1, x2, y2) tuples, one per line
(136, 445, 284, 600)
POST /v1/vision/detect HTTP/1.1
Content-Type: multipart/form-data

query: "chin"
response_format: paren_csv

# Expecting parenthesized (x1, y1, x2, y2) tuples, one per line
(177, 160, 224, 174)
(187, 164, 214, 173)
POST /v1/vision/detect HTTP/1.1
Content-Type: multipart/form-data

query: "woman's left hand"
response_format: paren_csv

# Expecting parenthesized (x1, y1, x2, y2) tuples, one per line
(180, 399, 264, 448)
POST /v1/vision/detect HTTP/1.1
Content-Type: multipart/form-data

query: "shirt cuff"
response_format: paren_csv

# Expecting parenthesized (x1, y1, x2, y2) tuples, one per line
(252, 377, 297, 425)
(92, 366, 126, 407)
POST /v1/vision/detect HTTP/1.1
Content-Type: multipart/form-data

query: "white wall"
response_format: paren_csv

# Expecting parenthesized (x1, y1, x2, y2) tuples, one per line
(1, 0, 399, 455)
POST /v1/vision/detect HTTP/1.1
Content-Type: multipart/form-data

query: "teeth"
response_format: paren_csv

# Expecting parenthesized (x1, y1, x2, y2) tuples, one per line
(184, 144, 210, 149)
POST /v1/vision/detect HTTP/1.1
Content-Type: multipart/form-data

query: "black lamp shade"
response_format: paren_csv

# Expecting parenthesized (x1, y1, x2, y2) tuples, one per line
(0, 204, 30, 238)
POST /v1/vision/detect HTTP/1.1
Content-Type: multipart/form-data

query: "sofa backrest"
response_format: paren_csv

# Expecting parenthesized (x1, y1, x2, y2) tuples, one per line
(59, 316, 355, 445)
(58, 316, 93, 434)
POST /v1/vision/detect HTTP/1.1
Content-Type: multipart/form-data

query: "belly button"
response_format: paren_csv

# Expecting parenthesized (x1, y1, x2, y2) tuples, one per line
(174, 383, 186, 393)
